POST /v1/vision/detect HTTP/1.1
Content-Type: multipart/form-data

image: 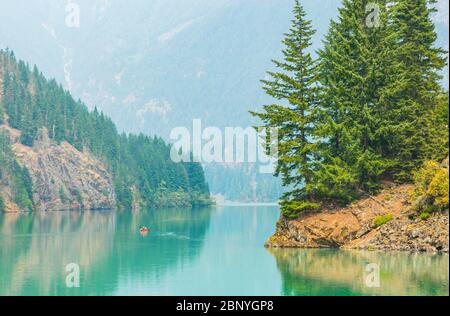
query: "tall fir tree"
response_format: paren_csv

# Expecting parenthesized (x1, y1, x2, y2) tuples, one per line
(383, 0, 448, 180)
(315, 0, 395, 201)
(250, 0, 320, 216)
(251, 0, 447, 217)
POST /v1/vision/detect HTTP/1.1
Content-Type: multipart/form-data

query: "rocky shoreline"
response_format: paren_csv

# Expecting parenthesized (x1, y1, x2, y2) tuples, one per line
(266, 184, 449, 253)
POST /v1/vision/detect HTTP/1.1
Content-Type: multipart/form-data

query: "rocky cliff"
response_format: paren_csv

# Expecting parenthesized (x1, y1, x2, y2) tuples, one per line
(266, 183, 449, 253)
(1, 126, 116, 212)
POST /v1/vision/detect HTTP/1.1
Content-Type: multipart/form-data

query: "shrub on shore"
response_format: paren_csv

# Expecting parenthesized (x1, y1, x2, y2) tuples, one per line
(411, 160, 449, 213)
(373, 214, 393, 227)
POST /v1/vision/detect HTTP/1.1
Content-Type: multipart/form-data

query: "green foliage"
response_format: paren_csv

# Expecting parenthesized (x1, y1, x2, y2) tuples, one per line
(428, 169, 449, 208)
(250, 0, 319, 217)
(190, 191, 215, 207)
(0, 195, 5, 212)
(12, 162, 33, 211)
(0, 49, 212, 210)
(373, 214, 393, 227)
(280, 200, 321, 219)
(252, 0, 448, 218)
(411, 160, 449, 212)
(417, 212, 430, 221)
(59, 187, 68, 203)
(385, 0, 448, 181)
(0, 132, 11, 179)
(72, 188, 83, 207)
(154, 186, 191, 208)
(315, 0, 396, 198)
(0, 130, 33, 211)
(311, 157, 359, 203)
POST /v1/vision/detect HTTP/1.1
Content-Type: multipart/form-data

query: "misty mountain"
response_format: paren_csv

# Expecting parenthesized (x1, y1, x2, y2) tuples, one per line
(1, 0, 448, 202)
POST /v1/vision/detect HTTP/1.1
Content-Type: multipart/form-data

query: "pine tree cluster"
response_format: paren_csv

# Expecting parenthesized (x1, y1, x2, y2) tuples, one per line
(251, 0, 448, 218)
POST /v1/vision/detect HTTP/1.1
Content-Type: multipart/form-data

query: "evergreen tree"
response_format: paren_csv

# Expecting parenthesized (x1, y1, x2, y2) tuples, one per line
(0, 195, 4, 212)
(315, 0, 394, 201)
(383, 0, 448, 180)
(251, 0, 320, 216)
(0, 131, 33, 211)
(253, 0, 447, 218)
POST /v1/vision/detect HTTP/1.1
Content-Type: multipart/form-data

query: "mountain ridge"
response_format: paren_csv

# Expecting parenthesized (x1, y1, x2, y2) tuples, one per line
(0, 49, 212, 212)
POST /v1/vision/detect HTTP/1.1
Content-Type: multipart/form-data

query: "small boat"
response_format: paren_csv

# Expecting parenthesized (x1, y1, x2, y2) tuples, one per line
(139, 226, 150, 235)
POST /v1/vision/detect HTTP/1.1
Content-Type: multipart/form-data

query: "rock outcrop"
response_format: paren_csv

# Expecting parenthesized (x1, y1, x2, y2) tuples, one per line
(4, 127, 116, 212)
(266, 184, 449, 253)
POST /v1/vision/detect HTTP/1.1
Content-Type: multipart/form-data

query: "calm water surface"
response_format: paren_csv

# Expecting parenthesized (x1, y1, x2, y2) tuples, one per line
(0, 206, 448, 296)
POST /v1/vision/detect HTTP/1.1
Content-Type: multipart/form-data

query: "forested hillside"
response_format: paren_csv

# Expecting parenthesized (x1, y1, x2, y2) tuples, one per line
(0, 131, 33, 212)
(0, 50, 211, 211)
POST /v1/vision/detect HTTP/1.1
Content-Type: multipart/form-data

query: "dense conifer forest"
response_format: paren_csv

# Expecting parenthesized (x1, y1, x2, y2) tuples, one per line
(0, 50, 211, 210)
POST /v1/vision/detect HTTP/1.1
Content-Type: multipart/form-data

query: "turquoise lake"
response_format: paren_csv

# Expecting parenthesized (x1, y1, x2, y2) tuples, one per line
(0, 206, 448, 296)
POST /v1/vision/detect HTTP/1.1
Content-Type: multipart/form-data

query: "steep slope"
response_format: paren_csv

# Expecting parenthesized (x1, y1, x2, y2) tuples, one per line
(1, 125, 116, 212)
(0, 50, 211, 212)
(12, 127, 116, 211)
(266, 182, 449, 253)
